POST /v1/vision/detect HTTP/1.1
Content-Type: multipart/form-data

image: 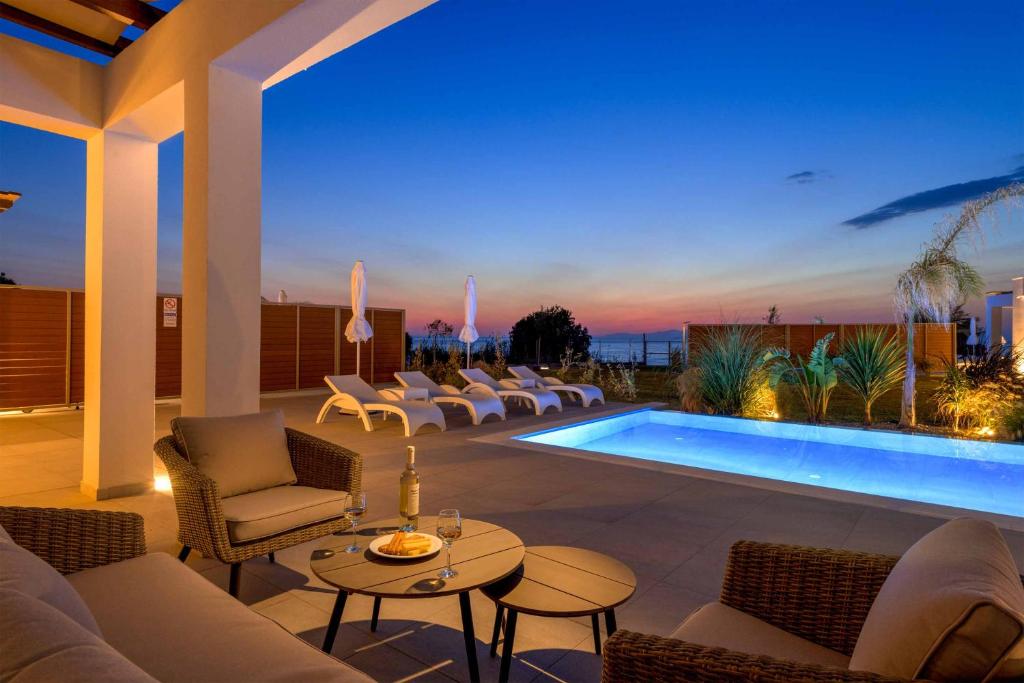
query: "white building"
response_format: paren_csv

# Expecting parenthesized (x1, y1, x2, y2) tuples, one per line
(984, 276, 1024, 374)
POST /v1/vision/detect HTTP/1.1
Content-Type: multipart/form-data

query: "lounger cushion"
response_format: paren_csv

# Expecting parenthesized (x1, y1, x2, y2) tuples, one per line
(0, 522, 102, 636)
(0, 588, 156, 683)
(671, 601, 850, 669)
(850, 518, 1024, 681)
(221, 485, 348, 543)
(171, 410, 296, 498)
(67, 553, 372, 682)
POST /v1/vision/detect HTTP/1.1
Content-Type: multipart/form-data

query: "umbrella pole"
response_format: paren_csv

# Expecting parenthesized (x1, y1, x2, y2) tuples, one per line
(466, 341, 471, 369)
(356, 343, 361, 377)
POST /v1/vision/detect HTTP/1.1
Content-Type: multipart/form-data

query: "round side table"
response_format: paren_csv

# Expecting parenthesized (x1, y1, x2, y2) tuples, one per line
(310, 516, 524, 683)
(481, 545, 637, 683)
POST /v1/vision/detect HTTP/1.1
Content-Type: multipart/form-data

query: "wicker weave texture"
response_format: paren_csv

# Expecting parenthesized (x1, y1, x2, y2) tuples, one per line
(600, 540, 909, 683)
(153, 427, 361, 565)
(601, 631, 907, 682)
(720, 541, 898, 656)
(0, 506, 146, 575)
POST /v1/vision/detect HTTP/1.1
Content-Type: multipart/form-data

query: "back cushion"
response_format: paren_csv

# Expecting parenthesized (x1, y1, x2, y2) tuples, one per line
(0, 588, 156, 682)
(850, 518, 1024, 681)
(0, 523, 102, 637)
(171, 410, 297, 498)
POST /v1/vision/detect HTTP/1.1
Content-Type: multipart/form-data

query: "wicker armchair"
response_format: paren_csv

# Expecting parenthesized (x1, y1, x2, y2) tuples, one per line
(154, 427, 361, 597)
(0, 506, 146, 574)
(602, 540, 909, 683)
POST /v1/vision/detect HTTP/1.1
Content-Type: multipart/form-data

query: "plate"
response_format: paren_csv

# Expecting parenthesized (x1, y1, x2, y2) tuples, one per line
(369, 532, 442, 560)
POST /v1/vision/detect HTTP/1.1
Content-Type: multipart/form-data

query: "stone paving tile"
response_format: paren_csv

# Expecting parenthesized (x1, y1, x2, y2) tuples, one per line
(3, 395, 1023, 682)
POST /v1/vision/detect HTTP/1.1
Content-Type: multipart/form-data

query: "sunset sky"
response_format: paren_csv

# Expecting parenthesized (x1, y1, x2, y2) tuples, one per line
(1, 0, 1022, 336)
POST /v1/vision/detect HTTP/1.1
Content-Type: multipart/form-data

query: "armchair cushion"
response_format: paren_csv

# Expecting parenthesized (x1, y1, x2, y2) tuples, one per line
(850, 518, 1024, 681)
(221, 485, 348, 543)
(672, 601, 850, 670)
(171, 410, 297, 498)
(0, 522, 102, 637)
(0, 588, 155, 682)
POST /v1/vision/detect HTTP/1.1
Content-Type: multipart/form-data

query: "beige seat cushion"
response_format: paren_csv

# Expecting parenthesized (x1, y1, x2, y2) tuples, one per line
(850, 518, 1024, 682)
(172, 409, 297, 498)
(0, 588, 156, 682)
(221, 485, 347, 543)
(67, 553, 373, 682)
(671, 601, 850, 670)
(0, 522, 102, 637)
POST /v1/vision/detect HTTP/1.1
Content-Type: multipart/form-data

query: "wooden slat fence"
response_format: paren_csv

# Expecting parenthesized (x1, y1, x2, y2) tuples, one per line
(686, 323, 955, 370)
(0, 286, 405, 410)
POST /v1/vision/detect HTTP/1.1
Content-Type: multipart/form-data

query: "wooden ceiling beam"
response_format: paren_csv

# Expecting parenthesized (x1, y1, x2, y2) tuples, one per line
(0, 2, 128, 57)
(67, 0, 166, 31)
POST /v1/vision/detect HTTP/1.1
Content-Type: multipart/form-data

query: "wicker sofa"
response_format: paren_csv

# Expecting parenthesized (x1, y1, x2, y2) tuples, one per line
(603, 527, 1024, 682)
(154, 419, 361, 598)
(0, 505, 373, 682)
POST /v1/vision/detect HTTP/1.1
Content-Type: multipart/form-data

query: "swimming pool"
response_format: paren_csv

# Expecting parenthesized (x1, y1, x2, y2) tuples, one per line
(515, 409, 1024, 518)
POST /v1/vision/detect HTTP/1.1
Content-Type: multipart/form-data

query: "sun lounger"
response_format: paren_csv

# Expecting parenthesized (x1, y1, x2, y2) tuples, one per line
(457, 368, 562, 416)
(395, 371, 506, 425)
(508, 365, 605, 407)
(315, 375, 446, 436)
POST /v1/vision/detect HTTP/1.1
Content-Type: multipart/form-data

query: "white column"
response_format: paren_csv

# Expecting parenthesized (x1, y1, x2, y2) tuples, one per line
(83, 131, 157, 500)
(181, 66, 262, 416)
(1013, 277, 1024, 375)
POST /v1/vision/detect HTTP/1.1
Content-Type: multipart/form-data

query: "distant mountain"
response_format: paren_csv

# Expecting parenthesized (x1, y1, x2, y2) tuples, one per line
(592, 330, 683, 341)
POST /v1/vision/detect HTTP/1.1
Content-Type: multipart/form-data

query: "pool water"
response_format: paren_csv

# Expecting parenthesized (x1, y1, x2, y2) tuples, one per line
(515, 409, 1024, 518)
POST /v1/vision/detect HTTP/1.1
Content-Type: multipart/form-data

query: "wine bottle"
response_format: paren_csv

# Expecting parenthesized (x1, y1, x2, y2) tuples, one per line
(399, 446, 420, 530)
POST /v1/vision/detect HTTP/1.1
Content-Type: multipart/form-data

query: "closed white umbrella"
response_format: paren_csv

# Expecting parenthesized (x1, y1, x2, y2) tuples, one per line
(966, 317, 978, 346)
(344, 260, 373, 376)
(458, 275, 479, 369)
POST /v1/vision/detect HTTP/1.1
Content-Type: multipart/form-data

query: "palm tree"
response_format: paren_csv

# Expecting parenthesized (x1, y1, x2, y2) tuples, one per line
(894, 182, 1024, 428)
(837, 328, 905, 425)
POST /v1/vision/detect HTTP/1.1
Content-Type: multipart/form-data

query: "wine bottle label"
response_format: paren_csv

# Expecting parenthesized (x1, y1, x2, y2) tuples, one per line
(406, 482, 420, 517)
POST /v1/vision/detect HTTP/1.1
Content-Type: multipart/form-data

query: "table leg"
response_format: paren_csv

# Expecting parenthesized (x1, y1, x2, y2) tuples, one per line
(458, 591, 481, 683)
(498, 609, 517, 683)
(605, 608, 617, 636)
(591, 613, 602, 655)
(490, 605, 505, 657)
(322, 590, 348, 653)
(370, 596, 381, 632)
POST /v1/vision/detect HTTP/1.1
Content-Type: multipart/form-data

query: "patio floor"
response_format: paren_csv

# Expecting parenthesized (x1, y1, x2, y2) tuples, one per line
(2, 393, 1023, 682)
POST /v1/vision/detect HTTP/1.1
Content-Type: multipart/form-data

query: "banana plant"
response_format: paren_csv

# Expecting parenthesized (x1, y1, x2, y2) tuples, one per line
(761, 333, 844, 423)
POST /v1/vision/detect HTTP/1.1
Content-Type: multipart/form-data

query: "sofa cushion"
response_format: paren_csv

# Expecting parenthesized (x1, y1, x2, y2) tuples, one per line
(671, 601, 850, 670)
(67, 552, 373, 682)
(171, 409, 297, 498)
(221, 485, 347, 543)
(850, 518, 1024, 681)
(0, 522, 102, 637)
(0, 588, 156, 682)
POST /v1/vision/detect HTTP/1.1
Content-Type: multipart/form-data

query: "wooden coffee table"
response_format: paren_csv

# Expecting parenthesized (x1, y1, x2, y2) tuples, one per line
(310, 516, 525, 683)
(481, 546, 637, 683)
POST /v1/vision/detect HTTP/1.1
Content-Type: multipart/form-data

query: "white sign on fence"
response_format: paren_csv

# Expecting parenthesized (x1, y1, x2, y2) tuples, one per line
(162, 297, 178, 328)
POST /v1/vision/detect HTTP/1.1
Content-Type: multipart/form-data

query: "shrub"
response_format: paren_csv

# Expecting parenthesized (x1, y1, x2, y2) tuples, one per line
(933, 346, 1023, 434)
(602, 363, 637, 401)
(693, 326, 772, 417)
(676, 367, 704, 412)
(1003, 402, 1024, 441)
(837, 328, 906, 425)
(763, 333, 842, 424)
(934, 364, 1010, 433)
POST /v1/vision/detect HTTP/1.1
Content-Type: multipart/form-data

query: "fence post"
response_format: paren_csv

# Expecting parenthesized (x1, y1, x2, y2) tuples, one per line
(682, 322, 689, 366)
(642, 333, 648, 366)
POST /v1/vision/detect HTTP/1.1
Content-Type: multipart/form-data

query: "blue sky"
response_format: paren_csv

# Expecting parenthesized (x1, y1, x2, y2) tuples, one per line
(1, 0, 1022, 334)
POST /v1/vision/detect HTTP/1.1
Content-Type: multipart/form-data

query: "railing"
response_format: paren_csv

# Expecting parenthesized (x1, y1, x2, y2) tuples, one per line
(590, 337, 682, 366)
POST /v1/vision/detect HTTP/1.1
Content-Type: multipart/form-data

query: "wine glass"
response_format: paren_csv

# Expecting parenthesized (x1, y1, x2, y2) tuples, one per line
(343, 492, 367, 553)
(436, 509, 462, 579)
